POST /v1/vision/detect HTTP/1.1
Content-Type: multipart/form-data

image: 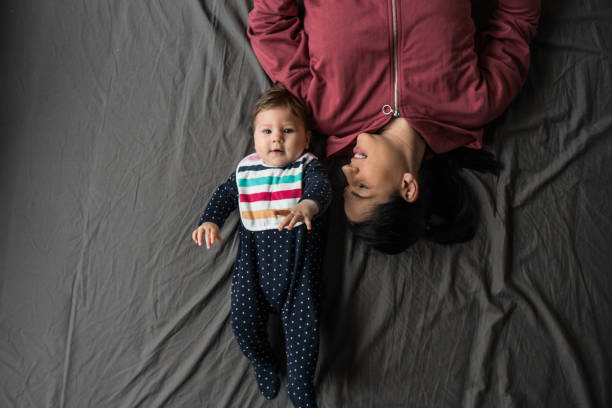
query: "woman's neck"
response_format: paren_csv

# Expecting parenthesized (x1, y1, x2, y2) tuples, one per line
(380, 117, 426, 175)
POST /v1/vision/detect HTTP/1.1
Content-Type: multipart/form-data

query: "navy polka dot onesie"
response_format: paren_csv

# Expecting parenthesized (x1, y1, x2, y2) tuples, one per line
(199, 158, 331, 408)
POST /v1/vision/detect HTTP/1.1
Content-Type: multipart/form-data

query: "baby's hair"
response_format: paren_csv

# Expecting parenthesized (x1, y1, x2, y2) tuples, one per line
(251, 83, 311, 131)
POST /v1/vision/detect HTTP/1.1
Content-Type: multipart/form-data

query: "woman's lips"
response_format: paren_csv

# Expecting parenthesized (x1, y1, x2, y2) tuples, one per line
(353, 145, 367, 158)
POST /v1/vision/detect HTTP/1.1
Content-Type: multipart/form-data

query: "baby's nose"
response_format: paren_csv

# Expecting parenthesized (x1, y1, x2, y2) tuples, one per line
(271, 131, 284, 142)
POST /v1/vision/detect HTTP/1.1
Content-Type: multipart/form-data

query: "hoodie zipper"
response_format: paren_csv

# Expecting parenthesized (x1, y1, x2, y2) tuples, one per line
(391, 0, 399, 117)
(383, 0, 400, 117)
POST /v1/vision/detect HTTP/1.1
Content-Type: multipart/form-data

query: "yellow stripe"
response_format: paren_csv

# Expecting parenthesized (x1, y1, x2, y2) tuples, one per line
(241, 209, 291, 220)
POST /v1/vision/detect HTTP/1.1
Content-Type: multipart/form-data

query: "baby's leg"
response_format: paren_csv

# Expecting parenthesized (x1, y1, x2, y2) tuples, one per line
(231, 250, 280, 399)
(281, 264, 320, 408)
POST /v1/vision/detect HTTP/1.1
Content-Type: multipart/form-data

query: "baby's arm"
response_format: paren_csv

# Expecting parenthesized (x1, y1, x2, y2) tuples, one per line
(278, 159, 332, 231)
(192, 172, 238, 249)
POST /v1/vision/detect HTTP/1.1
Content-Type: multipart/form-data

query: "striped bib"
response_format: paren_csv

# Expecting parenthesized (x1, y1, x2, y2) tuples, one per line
(236, 152, 316, 231)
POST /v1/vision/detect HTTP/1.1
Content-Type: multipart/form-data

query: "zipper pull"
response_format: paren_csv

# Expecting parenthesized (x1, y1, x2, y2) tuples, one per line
(382, 105, 400, 117)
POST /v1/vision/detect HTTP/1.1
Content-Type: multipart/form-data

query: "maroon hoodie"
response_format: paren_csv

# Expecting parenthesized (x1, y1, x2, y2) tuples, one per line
(248, 0, 541, 157)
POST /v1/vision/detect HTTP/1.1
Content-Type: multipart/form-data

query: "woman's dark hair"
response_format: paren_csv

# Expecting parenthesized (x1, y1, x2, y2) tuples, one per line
(348, 148, 501, 254)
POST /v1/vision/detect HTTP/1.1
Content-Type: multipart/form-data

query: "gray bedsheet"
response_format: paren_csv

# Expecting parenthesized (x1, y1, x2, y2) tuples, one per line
(2, 0, 611, 407)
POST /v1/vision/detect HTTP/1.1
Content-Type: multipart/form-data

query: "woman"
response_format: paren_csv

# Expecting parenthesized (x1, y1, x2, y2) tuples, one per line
(248, 0, 541, 253)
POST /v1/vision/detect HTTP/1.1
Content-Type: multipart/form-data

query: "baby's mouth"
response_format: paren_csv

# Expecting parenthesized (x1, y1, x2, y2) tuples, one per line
(270, 149, 284, 154)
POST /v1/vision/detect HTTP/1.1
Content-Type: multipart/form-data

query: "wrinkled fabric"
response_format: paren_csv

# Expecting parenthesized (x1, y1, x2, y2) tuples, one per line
(1, 0, 612, 407)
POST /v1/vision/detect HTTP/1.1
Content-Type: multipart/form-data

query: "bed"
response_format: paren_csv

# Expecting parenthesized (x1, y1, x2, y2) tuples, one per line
(2, 0, 611, 406)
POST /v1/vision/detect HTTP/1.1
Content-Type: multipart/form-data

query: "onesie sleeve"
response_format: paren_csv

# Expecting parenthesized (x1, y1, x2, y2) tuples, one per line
(300, 159, 332, 217)
(473, 0, 541, 121)
(247, 0, 312, 106)
(198, 172, 239, 229)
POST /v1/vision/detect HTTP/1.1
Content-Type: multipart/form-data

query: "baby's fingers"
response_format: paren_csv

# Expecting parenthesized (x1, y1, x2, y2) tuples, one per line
(278, 213, 292, 231)
(304, 216, 312, 230)
(205, 228, 213, 249)
(194, 229, 204, 246)
(287, 213, 302, 230)
(213, 231, 224, 243)
(211, 230, 223, 245)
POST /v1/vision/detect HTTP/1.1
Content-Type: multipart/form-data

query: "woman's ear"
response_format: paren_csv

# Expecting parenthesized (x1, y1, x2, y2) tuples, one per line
(401, 173, 419, 203)
(306, 130, 311, 149)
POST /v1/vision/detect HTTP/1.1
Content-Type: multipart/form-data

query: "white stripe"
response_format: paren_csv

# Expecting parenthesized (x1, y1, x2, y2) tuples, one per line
(240, 198, 299, 212)
(237, 166, 303, 179)
(243, 218, 303, 231)
(238, 180, 302, 195)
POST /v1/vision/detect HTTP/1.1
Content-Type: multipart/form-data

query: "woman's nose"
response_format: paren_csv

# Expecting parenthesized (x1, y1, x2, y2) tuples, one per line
(356, 132, 369, 144)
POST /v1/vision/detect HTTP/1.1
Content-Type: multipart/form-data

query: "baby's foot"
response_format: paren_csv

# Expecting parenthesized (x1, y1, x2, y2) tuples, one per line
(253, 366, 280, 400)
(287, 381, 317, 408)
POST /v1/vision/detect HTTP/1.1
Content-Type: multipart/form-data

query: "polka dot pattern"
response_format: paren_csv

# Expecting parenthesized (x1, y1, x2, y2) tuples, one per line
(198, 172, 239, 228)
(198, 158, 331, 408)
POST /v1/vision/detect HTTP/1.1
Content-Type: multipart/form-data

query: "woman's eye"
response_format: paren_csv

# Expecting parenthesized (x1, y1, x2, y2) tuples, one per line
(263, 129, 272, 134)
(283, 128, 294, 134)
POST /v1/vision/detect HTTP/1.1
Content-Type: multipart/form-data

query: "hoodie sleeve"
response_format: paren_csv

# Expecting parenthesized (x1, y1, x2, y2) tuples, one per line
(247, 0, 312, 105)
(473, 0, 541, 122)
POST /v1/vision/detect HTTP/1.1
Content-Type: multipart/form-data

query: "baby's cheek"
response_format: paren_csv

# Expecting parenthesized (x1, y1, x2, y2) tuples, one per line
(253, 144, 267, 159)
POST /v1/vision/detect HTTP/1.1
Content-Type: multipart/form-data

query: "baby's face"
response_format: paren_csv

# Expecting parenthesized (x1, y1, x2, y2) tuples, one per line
(253, 106, 310, 167)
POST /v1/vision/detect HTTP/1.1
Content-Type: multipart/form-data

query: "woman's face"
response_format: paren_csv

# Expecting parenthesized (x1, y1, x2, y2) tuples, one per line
(342, 131, 407, 222)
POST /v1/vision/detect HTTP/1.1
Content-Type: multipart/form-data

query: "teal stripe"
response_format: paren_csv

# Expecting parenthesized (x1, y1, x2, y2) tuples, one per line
(238, 174, 301, 187)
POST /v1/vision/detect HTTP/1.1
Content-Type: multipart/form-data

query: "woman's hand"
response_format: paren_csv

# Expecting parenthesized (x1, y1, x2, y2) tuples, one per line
(192, 222, 223, 249)
(278, 199, 319, 231)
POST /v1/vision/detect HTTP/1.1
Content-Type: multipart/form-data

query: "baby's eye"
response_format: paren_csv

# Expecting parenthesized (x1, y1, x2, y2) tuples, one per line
(283, 128, 294, 134)
(359, 184, 368, 189)
(262, 129, 272, 134)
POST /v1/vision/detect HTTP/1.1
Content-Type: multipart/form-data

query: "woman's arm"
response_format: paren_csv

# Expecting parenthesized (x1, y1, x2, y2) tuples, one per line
(473, 0, 541, 122)
(247, 0, 312, 105)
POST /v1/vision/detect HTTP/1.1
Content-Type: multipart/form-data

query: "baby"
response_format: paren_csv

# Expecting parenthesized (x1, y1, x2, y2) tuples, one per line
(192, 86, 331, 408)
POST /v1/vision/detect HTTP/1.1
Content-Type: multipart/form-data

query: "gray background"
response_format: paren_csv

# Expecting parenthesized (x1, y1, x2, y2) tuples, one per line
(2, 0, 611, 407)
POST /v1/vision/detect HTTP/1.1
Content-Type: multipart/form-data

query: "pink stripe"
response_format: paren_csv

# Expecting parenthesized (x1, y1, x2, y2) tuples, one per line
(245, 155, 260, 161)
(240, 188, 302, 203)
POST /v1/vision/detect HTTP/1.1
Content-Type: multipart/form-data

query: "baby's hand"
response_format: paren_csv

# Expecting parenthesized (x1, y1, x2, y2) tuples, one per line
(278, 199, 319, 231)
(192, 222, 223, 249)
